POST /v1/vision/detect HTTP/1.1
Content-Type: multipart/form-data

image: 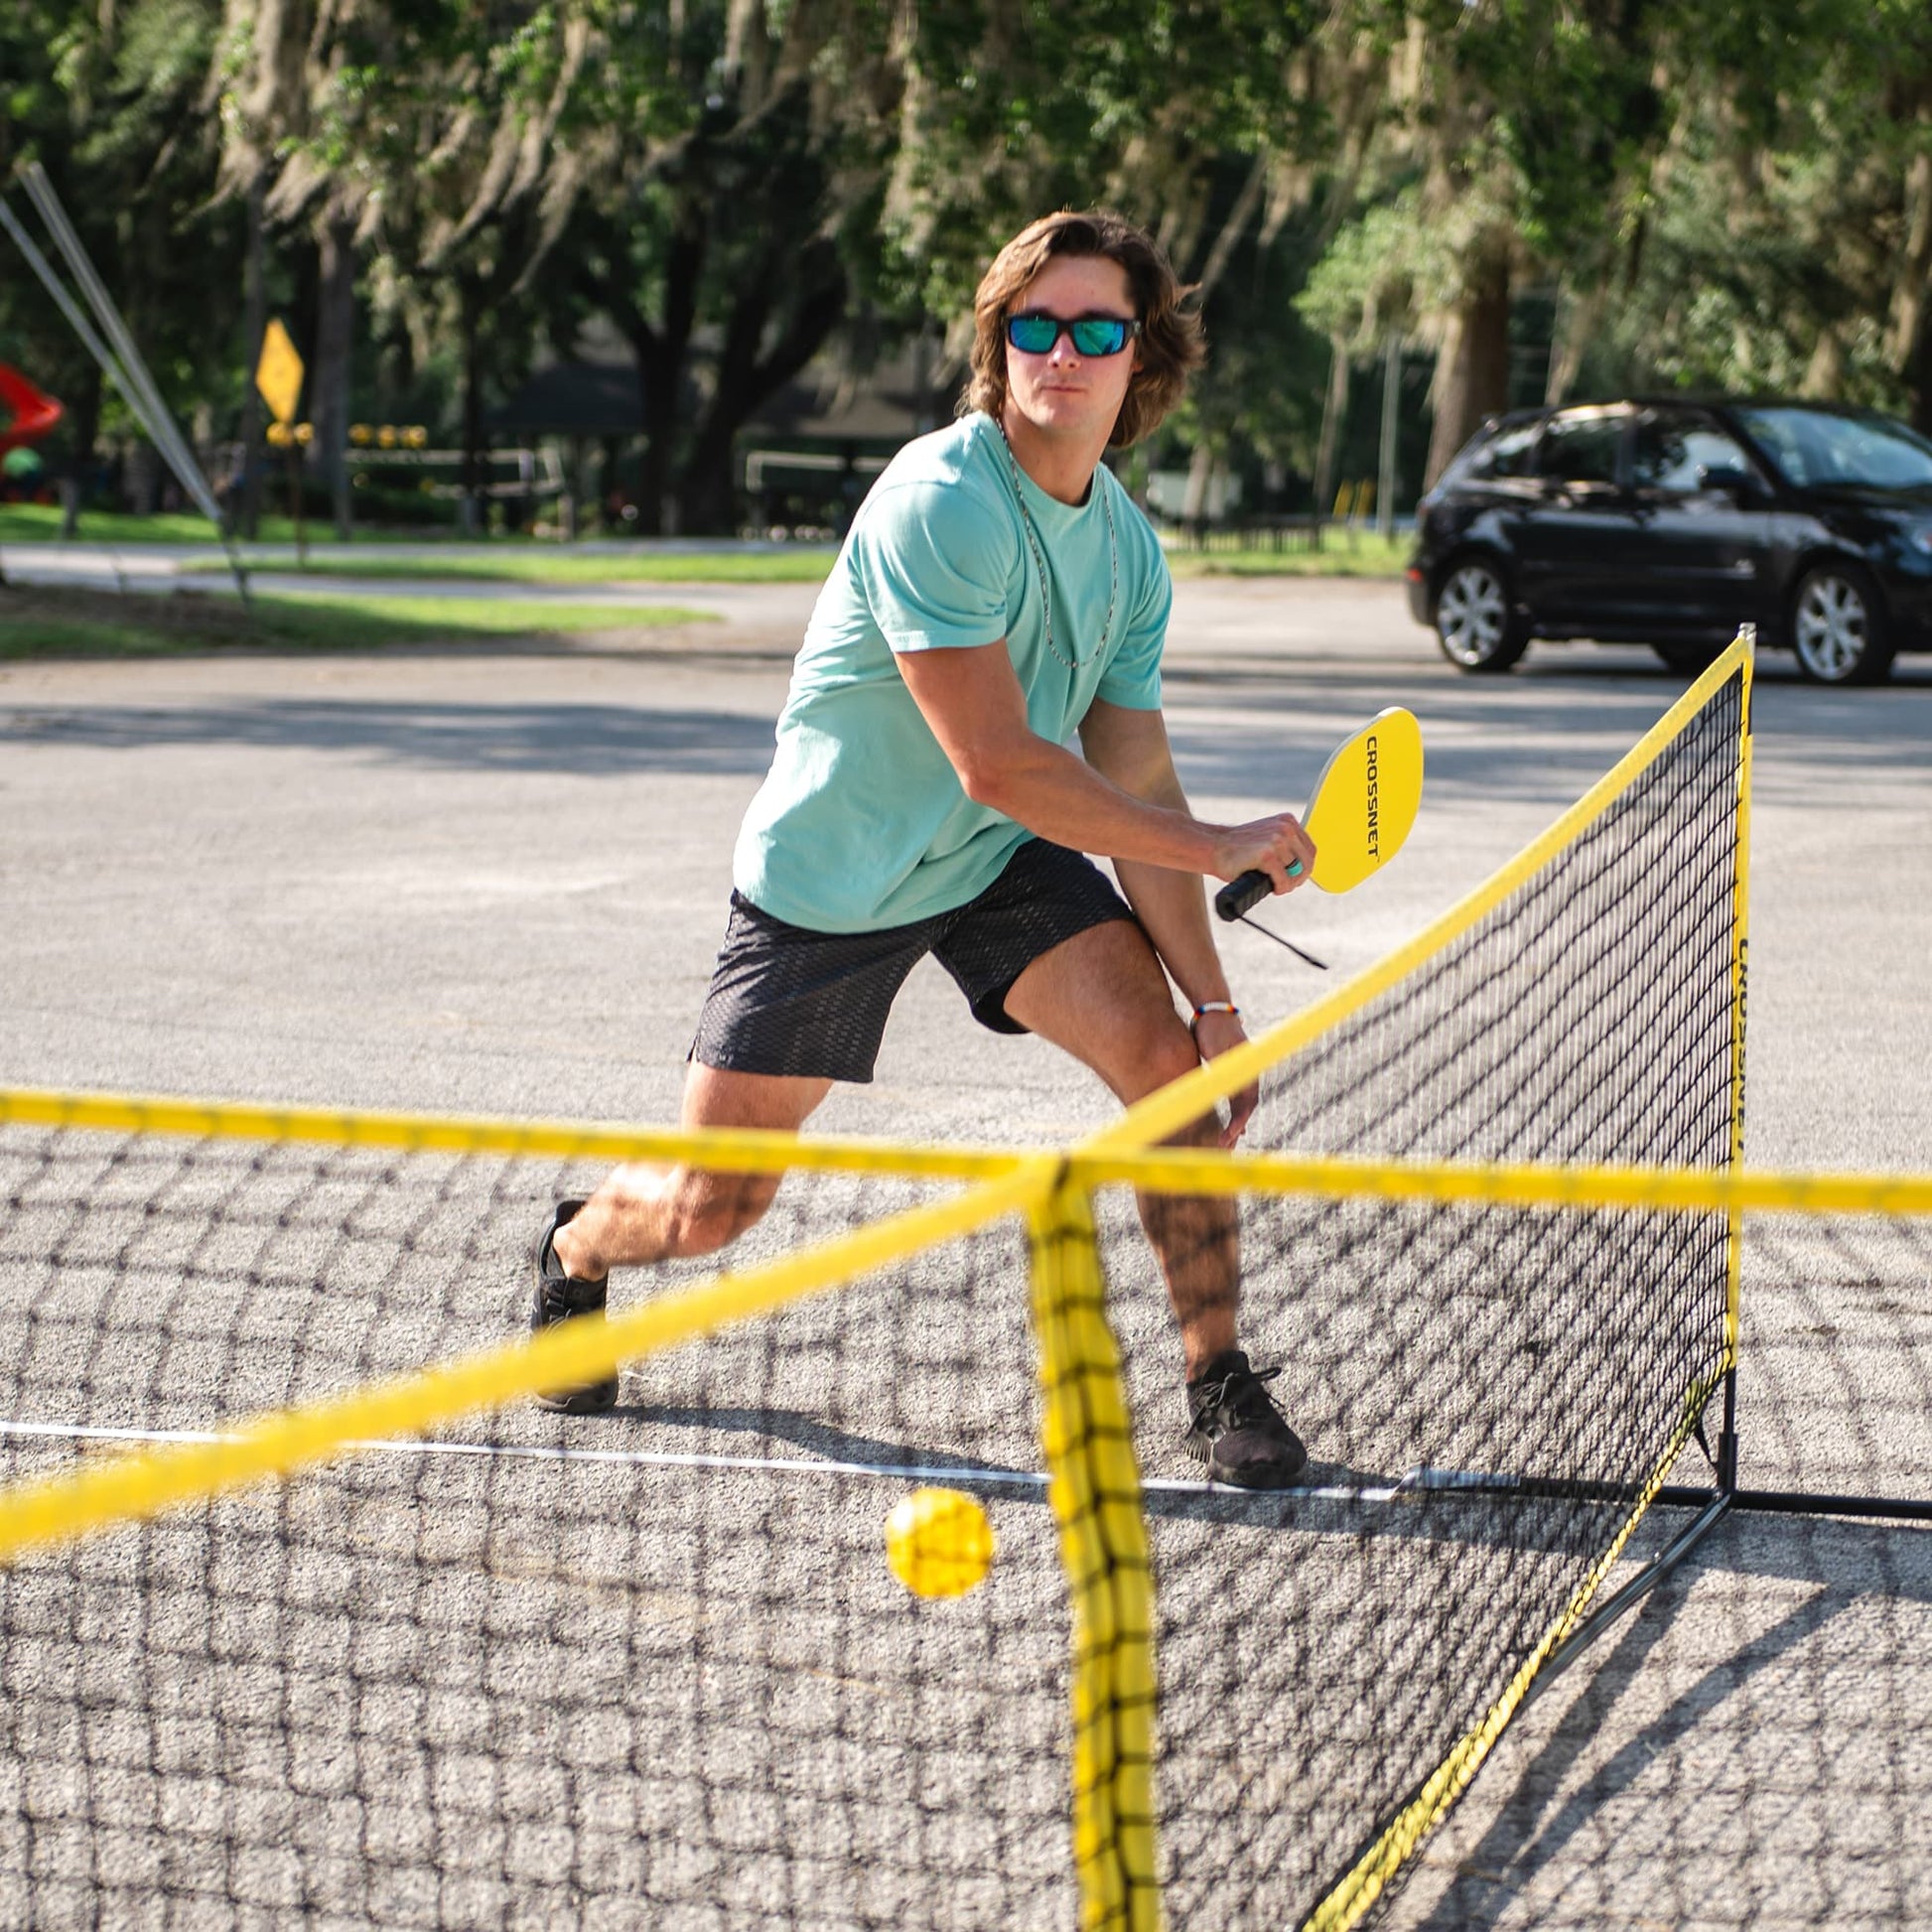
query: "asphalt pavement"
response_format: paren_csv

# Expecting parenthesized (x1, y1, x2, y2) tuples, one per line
(1, 566, 1928, 1927)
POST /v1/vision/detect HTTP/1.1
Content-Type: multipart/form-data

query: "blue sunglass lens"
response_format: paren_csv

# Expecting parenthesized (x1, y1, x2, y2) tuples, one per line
(1006, 315, 1135, 355)
(1070, 319, 1130, 355)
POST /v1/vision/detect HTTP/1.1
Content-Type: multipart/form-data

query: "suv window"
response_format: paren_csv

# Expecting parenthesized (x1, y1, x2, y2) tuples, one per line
(1734, 405, 1932, 490)
(1535, 413, 1624, 485)
(1459, 419, 1542, 483)
(1632, 414, 1752, 493)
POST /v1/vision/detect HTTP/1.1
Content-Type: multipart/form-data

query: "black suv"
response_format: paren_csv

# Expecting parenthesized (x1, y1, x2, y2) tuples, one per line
(1407, 399, 1932, 683)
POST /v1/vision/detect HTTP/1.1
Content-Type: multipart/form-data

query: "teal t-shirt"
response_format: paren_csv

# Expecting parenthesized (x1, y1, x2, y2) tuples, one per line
(733, 412, 1172, 931)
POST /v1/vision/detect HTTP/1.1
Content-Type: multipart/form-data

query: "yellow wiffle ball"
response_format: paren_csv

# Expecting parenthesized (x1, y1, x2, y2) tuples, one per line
(885, 1486, 994, 1598)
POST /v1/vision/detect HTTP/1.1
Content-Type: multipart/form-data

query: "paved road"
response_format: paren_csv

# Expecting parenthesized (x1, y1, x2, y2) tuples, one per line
(5, 572, 1929, 1160)
(2, 575, 1928, 1927)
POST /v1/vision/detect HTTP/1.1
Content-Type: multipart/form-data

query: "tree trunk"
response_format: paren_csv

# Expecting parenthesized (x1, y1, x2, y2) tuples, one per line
(126, 441, 160, 514)
(679, 243, 846, 536)
(1911, 297, 1932, 436)
(632, 339, 680, 536)
(460, 276, 487, 535)
(599, 435, 622, 530)
(237, 170, 268, 539)
(1376, 332, 1400, 538)
(678, 446, 744, 536)
(59, 359, 102, 540)
(314, 210, 357, 542)
(1426, 242, 1512, 489)
(1888, 136, 1932, 384)
(561, 436, 588, 541)
(1179, 443, 1217, 527)
(680, 267, 776, 536)
(1311, 333, 1351, 546)
(624, 214, 708, 535)
(1192, 155, 1269, 303)
(1803, 326, 1846, 399)
(1545, 283, 1605, 407)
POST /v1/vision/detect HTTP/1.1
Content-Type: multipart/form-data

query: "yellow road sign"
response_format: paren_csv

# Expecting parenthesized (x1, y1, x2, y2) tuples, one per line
(255, 319, 304, 426)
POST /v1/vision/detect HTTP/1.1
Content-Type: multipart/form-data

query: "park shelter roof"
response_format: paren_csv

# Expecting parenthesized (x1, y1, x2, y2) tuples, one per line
(486, 333, 957, 446)
(488, 360, 644, 438)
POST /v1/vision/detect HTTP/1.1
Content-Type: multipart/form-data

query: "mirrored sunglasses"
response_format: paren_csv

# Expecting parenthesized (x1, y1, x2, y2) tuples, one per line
(1005, 312, 1143, 357)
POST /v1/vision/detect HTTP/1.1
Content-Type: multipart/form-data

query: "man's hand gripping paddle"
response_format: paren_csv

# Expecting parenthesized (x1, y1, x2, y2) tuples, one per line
(1214, 707, 1424, 968)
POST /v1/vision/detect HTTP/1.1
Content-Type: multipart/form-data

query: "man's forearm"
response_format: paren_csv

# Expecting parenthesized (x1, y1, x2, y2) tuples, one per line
(897, 644, 1306, 893)
(979, 734, 1238, 1003)
(966, 735, 1219, 873)
(1114, 856, 1231, 1010)
(1111, 747, 1232, 1009)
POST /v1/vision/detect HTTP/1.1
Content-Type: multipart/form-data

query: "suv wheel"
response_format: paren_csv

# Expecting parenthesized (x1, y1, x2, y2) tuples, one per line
(1791, 564, 1894, 685)
(1434, 557, 1529, 672)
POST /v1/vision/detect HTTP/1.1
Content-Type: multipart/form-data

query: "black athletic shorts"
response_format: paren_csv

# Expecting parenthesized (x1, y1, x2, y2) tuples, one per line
(690, 838, 1138, 1083)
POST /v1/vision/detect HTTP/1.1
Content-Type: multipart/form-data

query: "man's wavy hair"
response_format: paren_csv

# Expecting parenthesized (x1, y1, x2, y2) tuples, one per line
(963, 209, 1204, 449)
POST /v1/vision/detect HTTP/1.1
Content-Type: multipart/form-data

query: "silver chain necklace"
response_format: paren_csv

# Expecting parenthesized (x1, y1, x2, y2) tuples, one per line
(998, 422, 1118, 671)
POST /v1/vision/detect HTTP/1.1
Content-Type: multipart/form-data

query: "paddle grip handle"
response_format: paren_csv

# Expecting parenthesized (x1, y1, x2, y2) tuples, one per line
(1214, 871, 1274, 921)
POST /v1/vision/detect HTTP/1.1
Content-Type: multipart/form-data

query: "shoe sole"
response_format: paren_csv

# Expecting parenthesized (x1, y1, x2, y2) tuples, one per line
(533, 1381, 619, 1416)
(1185, 1433, 1309, 1489)
(531, 1200, 618, 1414)
(527, 1289, 621, 1414)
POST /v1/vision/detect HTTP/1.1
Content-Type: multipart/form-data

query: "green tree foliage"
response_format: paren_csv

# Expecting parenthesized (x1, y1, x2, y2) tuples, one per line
(880, 0, 1319, 313)
(1298, 0, 1932, 483)
(880, 3, 1330, 527)
(304, 4, 587, 523)
(14, 0, 1932, 537)
(1594, 1, 1932, 427)
(529, 0, 903, 534)
(1296, 1, 1682, 483)
(213, 0, 406, 535)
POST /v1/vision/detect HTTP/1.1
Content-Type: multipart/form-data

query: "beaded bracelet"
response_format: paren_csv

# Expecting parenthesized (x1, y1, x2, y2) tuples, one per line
(1188, 1001, 1240, 1032)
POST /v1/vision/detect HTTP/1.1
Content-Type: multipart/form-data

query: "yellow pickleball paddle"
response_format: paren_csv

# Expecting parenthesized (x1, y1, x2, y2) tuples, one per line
(1301, 705, 1425, 893)
(1213, 707, 1424, 953)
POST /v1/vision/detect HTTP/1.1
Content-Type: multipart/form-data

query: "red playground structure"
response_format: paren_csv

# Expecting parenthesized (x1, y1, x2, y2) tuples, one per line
(0, 364, 63, 454)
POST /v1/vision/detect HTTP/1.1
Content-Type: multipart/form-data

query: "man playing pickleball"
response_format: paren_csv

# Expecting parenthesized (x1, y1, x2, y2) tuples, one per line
(531, 208, 1315, 1487)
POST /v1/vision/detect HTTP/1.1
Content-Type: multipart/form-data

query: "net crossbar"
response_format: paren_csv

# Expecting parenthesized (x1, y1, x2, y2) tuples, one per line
(5, 633, 1930, 1930)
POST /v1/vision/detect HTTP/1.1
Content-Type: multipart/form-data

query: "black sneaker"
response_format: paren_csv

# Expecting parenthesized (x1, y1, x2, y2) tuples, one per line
(530, 1198, 620, 1414)
(1184, 1349, 1307, 1488)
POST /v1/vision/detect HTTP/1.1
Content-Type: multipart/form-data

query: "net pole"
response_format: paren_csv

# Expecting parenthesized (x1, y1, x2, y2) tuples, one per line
(1519, 1490, 1731, 1713)
(1027, 1171, 1162, 1932)
(15, 162, 249, 604)
(1302, 1401, 1720, 1932)
(1721, 623, 1755, 1493)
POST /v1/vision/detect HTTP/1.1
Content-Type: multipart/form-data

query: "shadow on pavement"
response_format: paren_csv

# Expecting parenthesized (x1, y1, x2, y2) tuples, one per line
(0, 699, 780, 775)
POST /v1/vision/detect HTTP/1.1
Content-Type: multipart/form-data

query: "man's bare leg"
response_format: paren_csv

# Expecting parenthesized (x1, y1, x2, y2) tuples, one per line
(1003, 918, 1305, 1486)
(552, 1063, 833, 1283)
(1000, 919, 1235, 1374)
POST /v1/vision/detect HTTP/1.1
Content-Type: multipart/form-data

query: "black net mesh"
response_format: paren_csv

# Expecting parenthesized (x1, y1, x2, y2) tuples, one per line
(1094, 666, 1749, 1926)
(1735, 1213, 1932, 1503)
(0, 1126, 1078, 1929)
(1383, 1213, 1932, 1931)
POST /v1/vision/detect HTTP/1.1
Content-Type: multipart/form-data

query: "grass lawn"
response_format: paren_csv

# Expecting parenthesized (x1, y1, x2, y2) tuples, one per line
(178, 547, 844, 585)
(215, 537, 1414, 584)
(1165, 532, 1411, 578)
(4, 496, 1411, 582)
(0, 503, 450, 546)
(0, 584, 714, 658)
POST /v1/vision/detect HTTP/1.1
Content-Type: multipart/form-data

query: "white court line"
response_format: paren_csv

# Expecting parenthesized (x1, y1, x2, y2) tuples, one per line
(0, 1418, 1405, 1504)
